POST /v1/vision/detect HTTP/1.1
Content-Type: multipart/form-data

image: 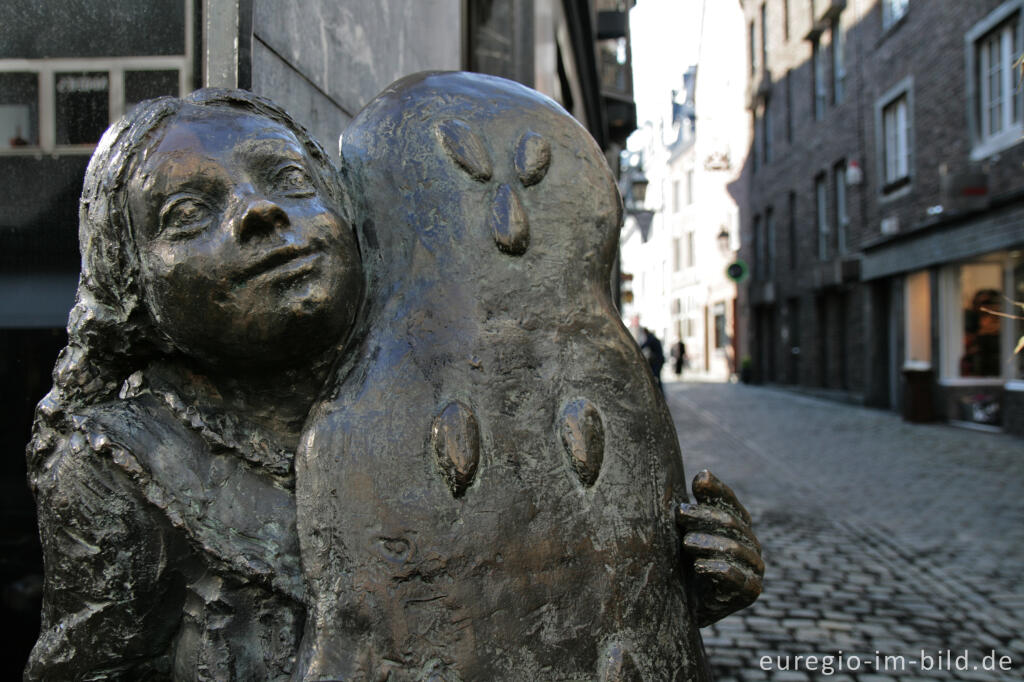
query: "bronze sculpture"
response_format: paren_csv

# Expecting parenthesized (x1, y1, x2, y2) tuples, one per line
(26, 74, 761, 681)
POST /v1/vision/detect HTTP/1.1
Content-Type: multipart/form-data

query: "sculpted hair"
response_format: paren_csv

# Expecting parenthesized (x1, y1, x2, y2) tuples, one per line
(27, 88, 347, 483)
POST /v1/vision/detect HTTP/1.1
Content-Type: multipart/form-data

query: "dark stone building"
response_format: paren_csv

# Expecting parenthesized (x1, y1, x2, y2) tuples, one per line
(0, 0, 637, 671)
(737, 0, 1024, 435)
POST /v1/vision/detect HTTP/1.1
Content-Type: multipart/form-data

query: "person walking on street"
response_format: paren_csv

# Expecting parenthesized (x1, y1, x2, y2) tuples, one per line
(671, 340, 687, 378)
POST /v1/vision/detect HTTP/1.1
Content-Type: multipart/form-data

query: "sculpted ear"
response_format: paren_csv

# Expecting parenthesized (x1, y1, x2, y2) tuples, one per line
(436, 119, 493, 182)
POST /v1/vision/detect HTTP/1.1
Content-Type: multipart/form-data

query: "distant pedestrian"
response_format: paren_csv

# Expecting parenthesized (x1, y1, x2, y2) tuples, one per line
(671, 340, 687, 377)
(640, 327, 665, 392)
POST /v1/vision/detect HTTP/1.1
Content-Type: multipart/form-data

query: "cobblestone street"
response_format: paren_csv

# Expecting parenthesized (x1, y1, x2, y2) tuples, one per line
(666, 381, 1024, 681)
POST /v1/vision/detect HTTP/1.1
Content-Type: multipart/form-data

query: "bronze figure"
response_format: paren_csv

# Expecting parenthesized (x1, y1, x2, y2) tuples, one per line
(26, 75, 761, 681)
(293, 72, 761, 681)
(25, 89, 360, 679)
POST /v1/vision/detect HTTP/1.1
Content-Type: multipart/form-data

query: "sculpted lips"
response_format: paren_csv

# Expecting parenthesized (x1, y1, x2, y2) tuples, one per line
(238, 244, 323, 283)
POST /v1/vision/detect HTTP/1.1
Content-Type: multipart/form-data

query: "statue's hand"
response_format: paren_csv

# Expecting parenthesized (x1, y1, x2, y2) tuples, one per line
(677, 469, 764, 627)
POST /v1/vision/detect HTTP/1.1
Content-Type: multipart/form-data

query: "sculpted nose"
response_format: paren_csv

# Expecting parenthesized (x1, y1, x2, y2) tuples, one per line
(235, 198, 289, 242)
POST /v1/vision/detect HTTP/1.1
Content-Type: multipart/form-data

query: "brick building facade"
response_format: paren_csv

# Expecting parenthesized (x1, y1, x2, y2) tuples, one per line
(737, 0, 1024, 434)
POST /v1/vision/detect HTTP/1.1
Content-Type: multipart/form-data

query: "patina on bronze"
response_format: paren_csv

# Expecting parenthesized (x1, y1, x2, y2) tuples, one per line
(26, 74, 761, 681)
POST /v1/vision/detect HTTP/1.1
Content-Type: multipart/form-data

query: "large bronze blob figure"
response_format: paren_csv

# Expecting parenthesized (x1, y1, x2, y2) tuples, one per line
(25, 74, 762, 681)
(294, 72, 761, 681)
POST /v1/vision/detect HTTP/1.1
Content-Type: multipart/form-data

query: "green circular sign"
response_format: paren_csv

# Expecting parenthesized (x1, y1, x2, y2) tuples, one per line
(726, 260, 748, 282)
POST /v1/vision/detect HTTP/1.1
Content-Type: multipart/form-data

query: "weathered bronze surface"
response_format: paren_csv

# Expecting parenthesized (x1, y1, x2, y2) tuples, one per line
(26, 74, 762, 681)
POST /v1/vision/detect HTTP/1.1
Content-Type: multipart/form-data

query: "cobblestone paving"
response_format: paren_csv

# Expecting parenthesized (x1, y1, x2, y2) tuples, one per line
(664, 380, 1024, 681)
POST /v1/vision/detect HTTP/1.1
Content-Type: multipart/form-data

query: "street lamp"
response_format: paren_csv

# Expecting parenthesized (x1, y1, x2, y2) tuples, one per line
(630, 174, 649, 204)
(717, 226, 731, 255)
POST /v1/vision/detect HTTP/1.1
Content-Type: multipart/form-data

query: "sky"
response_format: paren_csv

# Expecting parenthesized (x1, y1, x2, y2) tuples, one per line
(629, 0, 703, 128)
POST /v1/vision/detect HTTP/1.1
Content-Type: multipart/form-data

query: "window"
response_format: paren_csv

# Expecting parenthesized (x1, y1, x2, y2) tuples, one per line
(0, 72, 39, 149)
(883, 0, 909, 30)
(672, 180, 682, 213)
(685, 231, 695, 268)
(967, 2, 1023, 160)
(833, 161, 848, 255)
(125, 69, 180, 111)
(751, 111, 759, 173)
(672, 237, 681, 272)
(55, 72, 110, 145)
(875, 78, 913, 193)
(784, 70, 793, 144)
(760, 4, 768, 70)
(686, 169, 694, 205)
(905, 270, 931, 368)
(882, 95, 909, 185)
(753, 214, 763, 280)
(764, 207, 775, 279)
(749, 21, 757, 75)
(762, 98, 773, 164)
(941, 261, 1005, 380)
(0, 63, 185, 154)
(815, 174, 829, 260)
(788, 190, 797, 269)
(714, 302, 727, 349)
(832, 15, 846, 105)
(783, 0, 790, 41)
(812, 39, 826, 120)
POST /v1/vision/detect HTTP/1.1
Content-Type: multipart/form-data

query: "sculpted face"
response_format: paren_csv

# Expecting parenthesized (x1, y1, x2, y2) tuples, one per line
(128, 107, 362, 371)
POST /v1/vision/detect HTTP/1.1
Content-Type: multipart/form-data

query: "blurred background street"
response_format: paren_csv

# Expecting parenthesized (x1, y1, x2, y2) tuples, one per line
(667, 379, 1024, 681)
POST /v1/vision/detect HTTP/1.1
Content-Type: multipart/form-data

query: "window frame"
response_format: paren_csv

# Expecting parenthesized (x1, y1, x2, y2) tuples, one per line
(812, 38, 826, 121)
(874, 76, 914, 199)
(833, 160, 848, 255)
(938, 253, 1020, 385)
(815, 173, 829, 261)
(882, 0, 909, 30)
(0, 56, 190, 156)
(965, 1, 1024, 161)
(832, 14, 846, 105)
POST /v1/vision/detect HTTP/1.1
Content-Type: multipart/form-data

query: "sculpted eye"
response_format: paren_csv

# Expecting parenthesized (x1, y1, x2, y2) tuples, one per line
(159, 195, 214, 240)
(274, 164, 316, 198)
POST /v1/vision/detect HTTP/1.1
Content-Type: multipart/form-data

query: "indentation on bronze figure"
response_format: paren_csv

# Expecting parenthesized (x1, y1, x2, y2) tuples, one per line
(514, 130, 551, 187)
(431, 401, 480, 498)
(435, 118, 493, 182)
(599, 641, 642, 681)
(559, 398, 605, 487)
(376, 536, 412, 564)
(489, 184, 530, 255)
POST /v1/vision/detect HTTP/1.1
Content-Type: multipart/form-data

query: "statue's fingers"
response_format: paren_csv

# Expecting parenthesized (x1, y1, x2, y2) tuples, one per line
(691, 469, 752, 526)
(683, 532, 765, 576)
(692, 557, 763, 619)
(677, 504, 761, 551)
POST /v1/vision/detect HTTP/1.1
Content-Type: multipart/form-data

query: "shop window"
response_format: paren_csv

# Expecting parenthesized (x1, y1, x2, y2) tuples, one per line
(904, 270, 931, 368)
(941, 261, 1008, 380)
(125, 70, 180, 111)
(55, 72, 110, 146)
(0, 72, 39, 149)
(1, 60, 185, 155)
